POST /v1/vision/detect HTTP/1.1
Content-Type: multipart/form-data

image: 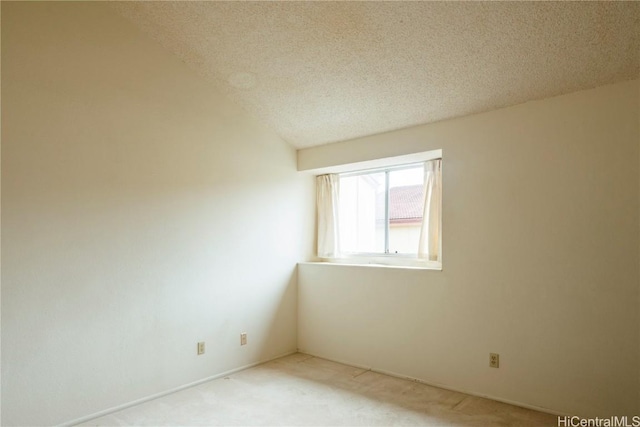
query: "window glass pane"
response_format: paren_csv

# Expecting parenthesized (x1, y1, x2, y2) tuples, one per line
(339, 172, 385, 254)
(388, 166, 425, 254)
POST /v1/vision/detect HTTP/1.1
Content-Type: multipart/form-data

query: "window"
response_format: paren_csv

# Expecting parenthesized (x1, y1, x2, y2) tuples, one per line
(339, 164, 425, 255)
(316, 155, 442, 269)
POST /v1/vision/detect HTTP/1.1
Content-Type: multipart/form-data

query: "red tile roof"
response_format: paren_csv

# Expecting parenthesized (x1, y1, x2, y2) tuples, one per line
(376, 185, 424, 224)
(389, 184, 424, 223)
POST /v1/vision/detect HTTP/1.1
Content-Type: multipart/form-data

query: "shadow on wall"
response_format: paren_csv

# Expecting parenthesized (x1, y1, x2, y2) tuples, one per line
(256, 265, 300, 362)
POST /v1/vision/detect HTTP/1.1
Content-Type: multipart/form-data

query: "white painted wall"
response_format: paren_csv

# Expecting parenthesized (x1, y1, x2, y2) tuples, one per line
(1, 3, 314, 425)
(298, 80, 640, 417)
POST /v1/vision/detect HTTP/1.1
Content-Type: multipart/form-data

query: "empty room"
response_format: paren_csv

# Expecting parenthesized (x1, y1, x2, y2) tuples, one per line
(1, 1, 639, 426)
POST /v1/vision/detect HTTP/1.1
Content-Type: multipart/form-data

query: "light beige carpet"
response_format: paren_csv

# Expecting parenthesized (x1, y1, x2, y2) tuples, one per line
(80, 353, 557, 426)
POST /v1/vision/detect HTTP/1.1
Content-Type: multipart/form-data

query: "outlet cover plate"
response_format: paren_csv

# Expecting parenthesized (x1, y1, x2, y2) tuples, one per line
(490, 353, 499, 368)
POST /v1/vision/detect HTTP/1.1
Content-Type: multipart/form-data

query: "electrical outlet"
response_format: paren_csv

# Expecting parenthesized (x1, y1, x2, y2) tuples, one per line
(240, 333, 247, 346)
(490, 353, 499, 368)
(197, 342, 205, 355)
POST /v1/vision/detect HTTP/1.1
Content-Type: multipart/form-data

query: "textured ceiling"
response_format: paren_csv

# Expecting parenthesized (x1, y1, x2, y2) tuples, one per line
(111, 1, 640, 149)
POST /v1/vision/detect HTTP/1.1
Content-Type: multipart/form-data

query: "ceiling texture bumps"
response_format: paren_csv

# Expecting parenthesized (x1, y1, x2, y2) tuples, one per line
(111, 1, 640, 149)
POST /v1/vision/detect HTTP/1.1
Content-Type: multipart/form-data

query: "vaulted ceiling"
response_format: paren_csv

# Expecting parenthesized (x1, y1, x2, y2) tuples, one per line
(111, 1, 640, 149)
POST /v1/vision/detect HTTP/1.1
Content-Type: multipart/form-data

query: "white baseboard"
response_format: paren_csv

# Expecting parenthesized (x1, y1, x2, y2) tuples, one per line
(297, 349, 565, 418)
(63, 350, 297, 427)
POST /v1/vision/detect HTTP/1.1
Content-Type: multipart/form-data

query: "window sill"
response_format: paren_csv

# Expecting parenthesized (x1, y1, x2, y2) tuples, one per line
(300, 260, 442, 271)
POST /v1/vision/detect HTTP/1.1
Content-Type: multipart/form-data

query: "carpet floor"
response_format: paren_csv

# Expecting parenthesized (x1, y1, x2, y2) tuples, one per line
(80, 353, 558, 426)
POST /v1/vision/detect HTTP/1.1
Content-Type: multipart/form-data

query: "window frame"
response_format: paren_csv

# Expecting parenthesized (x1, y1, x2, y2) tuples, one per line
(338, 162, 427, 258)
(312, 148, 443, 271)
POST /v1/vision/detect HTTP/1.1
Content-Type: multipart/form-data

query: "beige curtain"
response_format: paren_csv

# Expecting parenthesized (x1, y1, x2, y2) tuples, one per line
(316, 174, 340, 258)
(418, 159, 442, 261)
